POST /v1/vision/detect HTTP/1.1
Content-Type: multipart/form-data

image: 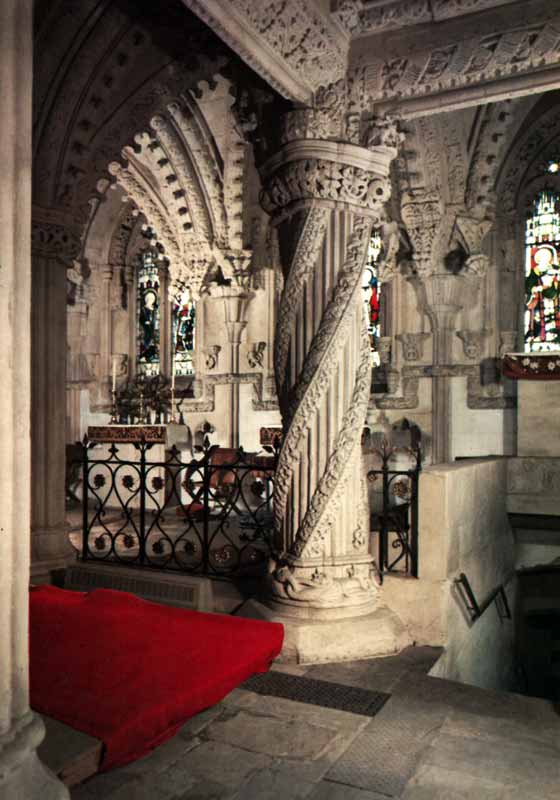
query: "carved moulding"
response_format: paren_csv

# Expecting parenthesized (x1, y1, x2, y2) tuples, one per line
(355, 3, 560, 111)
(334, 0, 520, 36)
(182, 0, 347, 103)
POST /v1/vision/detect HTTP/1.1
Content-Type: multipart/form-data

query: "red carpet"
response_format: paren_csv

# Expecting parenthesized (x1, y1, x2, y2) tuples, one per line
(29, 585, 283, 771)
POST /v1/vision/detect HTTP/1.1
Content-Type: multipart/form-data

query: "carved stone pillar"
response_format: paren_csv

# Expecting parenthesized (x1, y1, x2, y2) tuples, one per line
(31, 211, 80, 582)
(0, 1, 69, 794)
(246, 113, 409, 661)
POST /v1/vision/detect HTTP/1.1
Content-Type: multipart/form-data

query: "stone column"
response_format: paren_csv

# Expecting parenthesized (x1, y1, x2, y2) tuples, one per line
(220, 286, 252, 448)
(31, 211, 80, 582)
(0, 0, 69, 795)
(99, 263, 114, 397)
(246, 111, 410, 661)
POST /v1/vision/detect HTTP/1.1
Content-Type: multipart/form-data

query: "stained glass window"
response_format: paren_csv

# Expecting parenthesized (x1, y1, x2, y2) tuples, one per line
(362, 231, 383, 366)
(136, 250, 161, 376)
(524, 190, 560, 352)
(172, 283, 196, 377)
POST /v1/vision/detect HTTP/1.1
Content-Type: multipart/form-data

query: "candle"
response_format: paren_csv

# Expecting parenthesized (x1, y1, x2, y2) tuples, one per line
(171, 359, 176, 392)
(112, 357, 117, 394)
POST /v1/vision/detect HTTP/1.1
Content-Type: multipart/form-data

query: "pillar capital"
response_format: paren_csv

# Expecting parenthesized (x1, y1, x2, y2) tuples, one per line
(261, 138, 395, 222)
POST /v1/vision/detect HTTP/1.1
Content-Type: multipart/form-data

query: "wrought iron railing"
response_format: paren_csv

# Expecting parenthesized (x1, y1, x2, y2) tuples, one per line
(79, 437, 277, 577)
(367, 443, 422, 583)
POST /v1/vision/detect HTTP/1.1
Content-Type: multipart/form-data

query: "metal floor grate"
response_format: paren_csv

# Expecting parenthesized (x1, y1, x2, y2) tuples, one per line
(241, 671, 390, 717)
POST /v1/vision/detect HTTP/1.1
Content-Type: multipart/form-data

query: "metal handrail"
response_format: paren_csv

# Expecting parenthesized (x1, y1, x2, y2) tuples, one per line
(454, 572, 513, 623)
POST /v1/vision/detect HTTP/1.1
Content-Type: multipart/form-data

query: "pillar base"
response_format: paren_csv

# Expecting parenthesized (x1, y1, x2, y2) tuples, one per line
(0, 714, 69, 799)
(239, 599, 411, 664)
(31, 526, 74, 584)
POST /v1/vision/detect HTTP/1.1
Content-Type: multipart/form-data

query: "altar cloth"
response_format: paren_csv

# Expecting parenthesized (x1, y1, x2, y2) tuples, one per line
(29, 585, 284, 770)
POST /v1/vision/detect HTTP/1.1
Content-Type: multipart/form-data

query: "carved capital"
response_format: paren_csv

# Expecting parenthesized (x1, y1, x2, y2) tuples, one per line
(262, 140, 395, 220)
(400, 196, 442, 275)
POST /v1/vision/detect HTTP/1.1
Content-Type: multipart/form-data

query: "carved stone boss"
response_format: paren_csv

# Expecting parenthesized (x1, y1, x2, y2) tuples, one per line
(261, 112, 399, 617)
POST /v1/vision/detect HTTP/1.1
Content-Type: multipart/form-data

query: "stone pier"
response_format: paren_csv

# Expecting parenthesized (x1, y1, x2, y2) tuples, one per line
(0, 1, 69, 795)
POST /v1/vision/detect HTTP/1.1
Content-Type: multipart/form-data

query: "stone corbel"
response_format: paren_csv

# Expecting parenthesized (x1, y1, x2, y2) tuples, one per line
(396, 332, 431, 362)
(499, 330, 518, 357)
(217, 248, 253, 290)
(247, 341, 266, 368)
(456, 329, 491, 360)
(205, 345, 221, 370)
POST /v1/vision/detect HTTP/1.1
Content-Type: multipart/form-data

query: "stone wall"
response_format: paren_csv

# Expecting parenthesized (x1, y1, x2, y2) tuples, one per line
(382, 457, 517, 691)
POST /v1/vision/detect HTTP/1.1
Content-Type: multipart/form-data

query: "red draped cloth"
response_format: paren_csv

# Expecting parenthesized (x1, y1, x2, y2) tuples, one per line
(30, 585, 283, 770)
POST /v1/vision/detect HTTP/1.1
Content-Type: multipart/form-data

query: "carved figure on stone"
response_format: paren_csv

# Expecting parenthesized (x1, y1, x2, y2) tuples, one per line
(205, 345, 221, 371)
(396, 332, 430, 361)
(248, 342, 266, 369)
(456, 330, 489, 360)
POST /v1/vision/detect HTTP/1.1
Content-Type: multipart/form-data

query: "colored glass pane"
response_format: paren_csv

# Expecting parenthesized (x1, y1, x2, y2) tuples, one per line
(137, 250, 161, 376)
(362, 231, 383, 366)
(525, 190, 560, 352)
(172, 283, 196, 377)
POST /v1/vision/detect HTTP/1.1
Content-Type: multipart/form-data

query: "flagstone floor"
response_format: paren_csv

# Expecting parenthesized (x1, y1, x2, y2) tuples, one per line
(70, 645, 560, 800)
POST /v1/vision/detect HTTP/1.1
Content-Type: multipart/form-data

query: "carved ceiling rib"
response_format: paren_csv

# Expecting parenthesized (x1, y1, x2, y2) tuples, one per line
(496, 95, 560, 214)
(167, 101, 229, 247)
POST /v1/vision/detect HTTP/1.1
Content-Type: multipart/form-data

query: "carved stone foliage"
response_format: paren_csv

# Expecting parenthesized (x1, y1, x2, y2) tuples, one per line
(334, 0, 520, 35)
(400, 195, 442, 275)
(184, 0, 346, 101)
(357, 6, 560, 106)
(262, 159, 390, 218)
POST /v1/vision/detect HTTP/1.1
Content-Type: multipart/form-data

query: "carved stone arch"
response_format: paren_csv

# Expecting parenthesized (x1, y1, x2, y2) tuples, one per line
(148, 110, 215, 245)
(33, 0, 233, 222)
(107, 158, 183, 267)
(496, 92, 560, 215)
(172, 94, 229, 246)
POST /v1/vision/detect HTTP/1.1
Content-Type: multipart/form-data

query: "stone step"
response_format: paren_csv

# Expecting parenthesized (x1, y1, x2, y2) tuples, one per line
(37, 714, 102, 787)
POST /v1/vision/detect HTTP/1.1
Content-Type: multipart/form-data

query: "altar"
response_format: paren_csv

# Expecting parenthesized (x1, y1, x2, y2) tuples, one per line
(503, 352, 560, 457)
(85, 424, 194, 511)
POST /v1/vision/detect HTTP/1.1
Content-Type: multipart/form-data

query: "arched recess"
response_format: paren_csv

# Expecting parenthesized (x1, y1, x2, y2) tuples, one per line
(493, 90, 560, 352)
(32, 0, 286, 578)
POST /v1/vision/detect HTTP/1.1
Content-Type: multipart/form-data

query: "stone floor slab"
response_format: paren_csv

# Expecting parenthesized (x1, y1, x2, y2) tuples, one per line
(231, 766, 316, 799)
(206, 710, 339, 760)
(401, 764, 505, 800)
(174, 740, 272, 789)
(308, 780, 391, 800)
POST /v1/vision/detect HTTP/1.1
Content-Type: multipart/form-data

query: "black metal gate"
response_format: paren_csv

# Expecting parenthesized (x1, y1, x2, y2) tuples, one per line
(368, 444, 422, 582)
(80, 437, 277, 577)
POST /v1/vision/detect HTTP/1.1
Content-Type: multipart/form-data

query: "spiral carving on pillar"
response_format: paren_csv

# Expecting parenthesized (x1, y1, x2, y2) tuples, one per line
(263, 135, 396, 611)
